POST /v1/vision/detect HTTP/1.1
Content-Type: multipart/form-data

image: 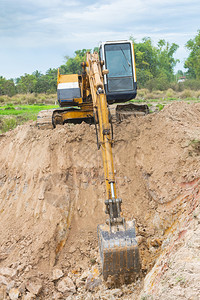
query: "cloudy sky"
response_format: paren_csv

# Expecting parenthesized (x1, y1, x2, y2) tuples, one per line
(0, 0, 200, 79)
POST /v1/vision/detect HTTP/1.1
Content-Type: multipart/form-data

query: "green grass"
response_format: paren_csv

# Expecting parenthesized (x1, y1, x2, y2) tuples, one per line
(156, 103, 165, 111)
(0, 103, 59, 134)
(0, 103, 58, 117)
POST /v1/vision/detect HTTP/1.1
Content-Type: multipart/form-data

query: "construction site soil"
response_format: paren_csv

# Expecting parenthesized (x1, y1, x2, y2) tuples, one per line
(0, 102, 200, 299)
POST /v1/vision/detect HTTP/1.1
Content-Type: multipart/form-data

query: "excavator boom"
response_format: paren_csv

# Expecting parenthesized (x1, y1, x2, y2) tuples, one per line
(84, 49, 140, 280)
(37, 40, 144, 281)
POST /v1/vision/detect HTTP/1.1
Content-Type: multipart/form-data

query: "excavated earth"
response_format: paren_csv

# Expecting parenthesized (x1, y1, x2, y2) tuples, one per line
(0, 102, 200, 299)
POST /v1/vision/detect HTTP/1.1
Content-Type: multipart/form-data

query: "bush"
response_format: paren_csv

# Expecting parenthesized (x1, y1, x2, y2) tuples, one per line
(169, 81, 184, 92)
(0, 96, 5, 103)
(137, 89, 149, 98)
(183, 79, 200, 90)
(180, 89, 193, 99)
(136, 88, 200, 100)
(145, 92, 156, 100)
(145, 76, 170, 91)
(195, 90, 200, 99)
(165, 88, 175, 98)
(1, 117, 17, 133)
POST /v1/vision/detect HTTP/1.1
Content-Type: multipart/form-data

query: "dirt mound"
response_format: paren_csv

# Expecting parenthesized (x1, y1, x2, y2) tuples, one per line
(0, 102, 200, 299)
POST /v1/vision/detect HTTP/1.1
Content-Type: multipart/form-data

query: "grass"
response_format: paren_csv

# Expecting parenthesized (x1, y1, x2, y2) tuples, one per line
(0, 118, 17, 133)
(0, 103, 58, 134)
(0, 89, 200, 133)
(156, 103, 165, 111)
(130, 88, 200, 113)
(0, 93, 56, 105)
(175, 276, 186, 284)
(0, 103, 58, 118)
(136, 88, 200, 101)
(189, 139, 200, 156)
(0, 93, 58, 134)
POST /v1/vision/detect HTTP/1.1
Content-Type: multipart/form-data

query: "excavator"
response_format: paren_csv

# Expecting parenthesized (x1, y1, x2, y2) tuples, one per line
(37, 40, 149, 281)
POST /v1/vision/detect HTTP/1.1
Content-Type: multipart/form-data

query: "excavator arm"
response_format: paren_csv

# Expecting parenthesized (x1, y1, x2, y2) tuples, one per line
(85, 52, 116, 200)
(37, 41, 142, 281)
(84, 52, 140, 281)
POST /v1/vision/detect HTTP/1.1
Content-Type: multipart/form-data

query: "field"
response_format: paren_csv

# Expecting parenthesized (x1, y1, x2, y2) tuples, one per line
(0, 93, 58, 133)
(0, 89, 200, 134)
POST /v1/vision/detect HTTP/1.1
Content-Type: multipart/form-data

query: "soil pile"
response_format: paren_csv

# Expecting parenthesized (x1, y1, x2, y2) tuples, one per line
(0, 102, 199, 299)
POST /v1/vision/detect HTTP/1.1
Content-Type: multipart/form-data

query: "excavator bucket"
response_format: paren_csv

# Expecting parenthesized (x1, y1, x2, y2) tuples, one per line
(116, 103, 149, 116)
(97, 220, 140, 281)
(109, 103, 149, 122)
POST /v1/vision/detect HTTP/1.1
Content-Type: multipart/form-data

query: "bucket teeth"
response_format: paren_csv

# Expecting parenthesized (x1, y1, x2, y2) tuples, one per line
(97, 220, 140, 280)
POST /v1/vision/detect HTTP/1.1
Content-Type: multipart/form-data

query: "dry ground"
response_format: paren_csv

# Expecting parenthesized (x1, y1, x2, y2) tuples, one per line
(0, 102, 200, 299)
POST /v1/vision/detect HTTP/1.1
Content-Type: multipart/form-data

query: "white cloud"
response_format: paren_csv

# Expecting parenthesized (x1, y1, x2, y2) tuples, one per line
(0, 0, 200, 78)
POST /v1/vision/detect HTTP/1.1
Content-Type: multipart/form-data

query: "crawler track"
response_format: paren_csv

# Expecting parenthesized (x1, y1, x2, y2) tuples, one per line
(37, 109, 54, 129)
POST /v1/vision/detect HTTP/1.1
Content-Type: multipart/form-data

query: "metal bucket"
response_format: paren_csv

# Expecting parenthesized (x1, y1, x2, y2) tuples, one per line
(97, 220, 140, 281)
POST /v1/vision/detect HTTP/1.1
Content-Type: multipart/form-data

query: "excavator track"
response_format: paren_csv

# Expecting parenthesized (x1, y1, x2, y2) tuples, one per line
(37, 109, 55, 129)
(37, 102, 149, 130)
(37, 104, 94, 129)
(109, 103, 149, 122)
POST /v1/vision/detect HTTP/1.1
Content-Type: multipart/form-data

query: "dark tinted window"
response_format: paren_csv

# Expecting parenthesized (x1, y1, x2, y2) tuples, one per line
(104, 43, 133, 78)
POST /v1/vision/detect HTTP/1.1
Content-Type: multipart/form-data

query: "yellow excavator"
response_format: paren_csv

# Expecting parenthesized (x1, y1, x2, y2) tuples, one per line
(37, 40, 149, 280)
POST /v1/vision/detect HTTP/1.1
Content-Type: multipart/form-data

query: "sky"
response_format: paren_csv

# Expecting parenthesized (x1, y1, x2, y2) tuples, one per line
(0, 0, 200, 79)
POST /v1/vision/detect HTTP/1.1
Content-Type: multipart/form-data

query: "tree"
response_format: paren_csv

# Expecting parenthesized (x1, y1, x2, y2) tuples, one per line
(1, 39, 182, 96)
(156, 39, 179, 81)
(16, 74, 37, 93)
(176, 70, 184, 77)
(15, 69, 58, 94)
(130, 37, 179, 88)
(44, 68, 57, 93)
(60, 49, 91, 74)
(0, 76, 16, 96)
(130, 37, 157, 87)
(184, 30, 200, 79)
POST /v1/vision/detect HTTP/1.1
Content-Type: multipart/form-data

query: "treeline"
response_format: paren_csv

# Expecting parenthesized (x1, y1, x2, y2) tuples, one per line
(1, 30, 200, 96)
(0, 69, 58, 97)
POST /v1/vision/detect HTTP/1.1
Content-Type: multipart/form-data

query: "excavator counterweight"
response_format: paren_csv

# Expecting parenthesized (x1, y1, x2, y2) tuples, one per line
(37, 40, 148, 281)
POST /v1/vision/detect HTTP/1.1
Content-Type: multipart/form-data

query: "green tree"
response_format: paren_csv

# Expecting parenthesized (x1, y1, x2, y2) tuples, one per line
(16, 74, 37, 93)
(130, 37, 179, 89)
(0, 76, 16, 96)
(156, 39, 179, 81)
(44, 68, 57, 93)
(176, 70, 184, 77)
(184, 30, 200, 79)
(130, 37, 157, 87)
(60, 49, 91, 74)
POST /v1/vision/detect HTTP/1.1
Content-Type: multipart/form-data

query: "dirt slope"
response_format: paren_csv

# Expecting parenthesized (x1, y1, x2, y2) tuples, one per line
(0, 102, 199, 299)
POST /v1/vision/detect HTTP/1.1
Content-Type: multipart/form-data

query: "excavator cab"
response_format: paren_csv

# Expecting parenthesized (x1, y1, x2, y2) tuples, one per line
(99, 40, 137, 104)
